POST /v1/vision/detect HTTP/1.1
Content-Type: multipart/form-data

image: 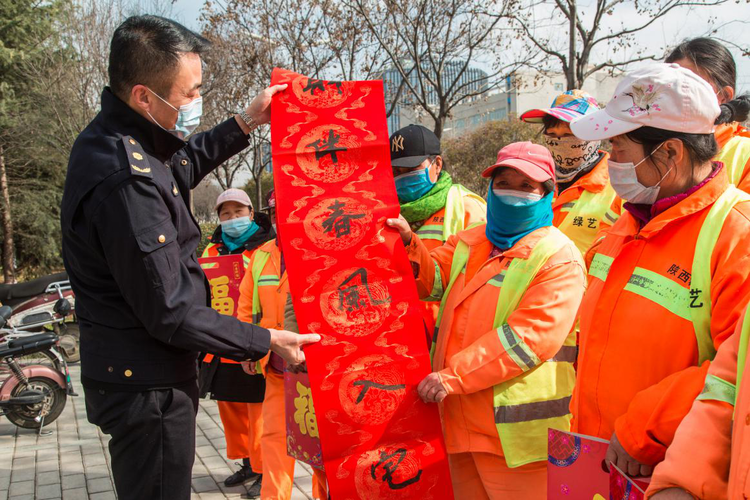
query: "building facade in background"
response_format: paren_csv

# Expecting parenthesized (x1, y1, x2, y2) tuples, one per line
(385, 66, 622, 138)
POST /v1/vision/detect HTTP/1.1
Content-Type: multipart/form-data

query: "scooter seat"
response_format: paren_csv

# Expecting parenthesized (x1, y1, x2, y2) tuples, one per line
(0, 333, 58, 358)
(0, 272, 68, 304)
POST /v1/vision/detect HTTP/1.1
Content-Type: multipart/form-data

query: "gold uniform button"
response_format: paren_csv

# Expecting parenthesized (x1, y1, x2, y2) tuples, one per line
(158, 235, 166, 243)
(129, 139, 137, 145)
(180, 159, 188, 166)
(132, 152, 143, 161)
(107, 366, 113, 373)
(124, 369, 133, 378)
(172, 185, 179, 196)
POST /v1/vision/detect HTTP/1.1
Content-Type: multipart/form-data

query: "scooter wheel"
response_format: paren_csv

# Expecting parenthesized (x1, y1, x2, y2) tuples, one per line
(5, 377, 67, 429)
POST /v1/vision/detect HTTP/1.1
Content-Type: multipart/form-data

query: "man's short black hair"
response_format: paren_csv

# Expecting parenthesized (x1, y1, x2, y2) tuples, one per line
(109, 15, 210, 101)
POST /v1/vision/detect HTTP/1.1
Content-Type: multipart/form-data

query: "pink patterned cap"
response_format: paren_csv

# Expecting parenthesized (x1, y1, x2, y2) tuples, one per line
(570, 63, 720, 141)
(520, 90, 600, 124)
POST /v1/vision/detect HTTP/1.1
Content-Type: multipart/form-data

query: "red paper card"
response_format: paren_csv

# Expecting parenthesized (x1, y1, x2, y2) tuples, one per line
(610, 464, 647, 500)
(548, 429, 610, 499)
(199, 254, 245, 318)
(285, 371, 324, 470)
(270, 68, 453, 499)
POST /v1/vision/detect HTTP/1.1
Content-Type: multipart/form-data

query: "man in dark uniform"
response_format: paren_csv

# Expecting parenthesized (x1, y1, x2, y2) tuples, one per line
(60, 15, 319, 500)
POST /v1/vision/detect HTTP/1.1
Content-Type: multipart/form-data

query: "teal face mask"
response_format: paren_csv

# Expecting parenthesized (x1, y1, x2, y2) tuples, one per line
(221, 217, 255, 238)
(394, 163, 435, 203)
(485, 185, 553, 250)
(147, 88, 203, 139)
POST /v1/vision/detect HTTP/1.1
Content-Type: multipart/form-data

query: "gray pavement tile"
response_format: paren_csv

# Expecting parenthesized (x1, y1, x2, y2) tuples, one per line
(82, 453, 107, 467)
(82, 465, 110, 480)
(7, 481, 33, 497)
(9, 469, 34, 483)
(61, 488, 87, 500)
(37, 460, 60, 473)
(196, 445, 220, 459)
(8, 495, 34, 500)
(89, 493, 116, 500)
(61, 474, 85, 491)
(86, 477, 113, 494)
(37, 471, 60, 486)
(0, 490, 6, 500)
(36, 483, 62, 499)
(192, 476, 219, 493)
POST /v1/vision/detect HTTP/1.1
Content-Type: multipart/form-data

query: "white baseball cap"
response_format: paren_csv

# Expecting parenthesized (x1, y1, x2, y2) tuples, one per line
(570, 63, 721, 141)
(215, 188, 253, 212)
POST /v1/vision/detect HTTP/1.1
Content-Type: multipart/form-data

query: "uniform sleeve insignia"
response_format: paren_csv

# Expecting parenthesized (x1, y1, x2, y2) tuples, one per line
(131, 164, 152, 174)
(122, 135, 153, 178)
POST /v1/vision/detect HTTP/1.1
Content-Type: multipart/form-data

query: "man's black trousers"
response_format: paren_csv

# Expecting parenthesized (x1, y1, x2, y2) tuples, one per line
(84, 381, 199, 500)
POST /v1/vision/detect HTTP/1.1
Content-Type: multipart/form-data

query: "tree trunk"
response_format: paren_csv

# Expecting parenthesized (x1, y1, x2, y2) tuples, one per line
(433, 116, 444, 140)
(0, 145, 16, 284)
(254, 146, 263, 209)
(567, 0, 577, 90)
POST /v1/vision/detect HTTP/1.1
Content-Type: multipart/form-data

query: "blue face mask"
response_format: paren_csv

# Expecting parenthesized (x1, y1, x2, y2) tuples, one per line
(147, 88, 203, 139)
(221, 217, 259, 251)
(485, 186, 553, 250)
(394, 164, 435, 203)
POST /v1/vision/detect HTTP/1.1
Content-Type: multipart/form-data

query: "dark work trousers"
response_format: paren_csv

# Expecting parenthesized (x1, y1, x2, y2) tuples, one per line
(84, 381, 199, 500)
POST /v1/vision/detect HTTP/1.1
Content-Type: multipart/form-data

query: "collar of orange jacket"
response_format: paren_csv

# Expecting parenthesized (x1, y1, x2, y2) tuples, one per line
(458, 222, 554, 262)
(553, 152, 611, 212)
(715, 122, 750, 149)
(612, 165, 730, 240)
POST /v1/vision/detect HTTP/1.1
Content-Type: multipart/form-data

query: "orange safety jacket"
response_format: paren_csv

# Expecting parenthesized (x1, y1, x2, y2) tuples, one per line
(646, 306, 750, 499)
(553, 152, 622, 260)
(716, 122, 750, 193)
(571, 167, 750, 466)
(237, 240, 289, 375)
(411, 190, 486, 338)
(407, 224, 586, 460)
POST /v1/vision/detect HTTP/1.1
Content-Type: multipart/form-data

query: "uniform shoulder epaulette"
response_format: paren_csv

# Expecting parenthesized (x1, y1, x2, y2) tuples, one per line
(122, 136, 153, 178)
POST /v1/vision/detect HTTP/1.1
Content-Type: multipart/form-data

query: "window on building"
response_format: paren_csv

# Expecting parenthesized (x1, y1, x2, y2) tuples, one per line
(456, 119, 465, 129)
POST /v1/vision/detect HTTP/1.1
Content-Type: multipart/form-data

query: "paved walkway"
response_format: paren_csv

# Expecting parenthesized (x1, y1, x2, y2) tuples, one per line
(0, 364, 316, 500)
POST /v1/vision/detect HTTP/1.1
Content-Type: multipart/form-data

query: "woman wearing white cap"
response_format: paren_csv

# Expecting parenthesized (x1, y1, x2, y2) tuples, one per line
(570, 63, 750, 478)
(199, 188, 276, 495)
(666, 37, 750, 192)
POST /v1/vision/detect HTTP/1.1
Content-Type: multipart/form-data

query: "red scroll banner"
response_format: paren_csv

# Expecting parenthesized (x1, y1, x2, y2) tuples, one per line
(270, 68, 454, 499)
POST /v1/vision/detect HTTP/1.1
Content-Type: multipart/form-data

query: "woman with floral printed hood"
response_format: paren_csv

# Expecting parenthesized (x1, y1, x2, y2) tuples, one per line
(521, 90, 622, 261)
(569, 63, 750, 480)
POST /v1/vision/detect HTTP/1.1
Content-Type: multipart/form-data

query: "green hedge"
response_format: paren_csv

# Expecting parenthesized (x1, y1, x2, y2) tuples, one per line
(197, 222, 218, 257)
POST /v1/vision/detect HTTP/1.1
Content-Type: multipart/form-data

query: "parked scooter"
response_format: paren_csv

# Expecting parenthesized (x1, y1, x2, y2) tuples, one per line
(0, 306, 73, 430)
(0, 272, 79, 363)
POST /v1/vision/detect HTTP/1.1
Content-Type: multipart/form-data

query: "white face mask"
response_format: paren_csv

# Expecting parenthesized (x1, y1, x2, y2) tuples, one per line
(608, 143, 670, 205)
(491, 188, 544, 206)
(146, 87, 203, 139)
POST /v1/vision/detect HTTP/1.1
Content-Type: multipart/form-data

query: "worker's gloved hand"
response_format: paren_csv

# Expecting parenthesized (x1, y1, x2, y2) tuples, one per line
(606, 432, 654, 478)
(268, 329, 320, 369)
(417, 372, 447, 403)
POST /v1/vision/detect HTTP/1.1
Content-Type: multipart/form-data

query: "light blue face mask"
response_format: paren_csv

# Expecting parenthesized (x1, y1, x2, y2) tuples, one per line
(394, 163, 435, 203)
(147, 88, 203, 139)
(221, 217, 255, 238)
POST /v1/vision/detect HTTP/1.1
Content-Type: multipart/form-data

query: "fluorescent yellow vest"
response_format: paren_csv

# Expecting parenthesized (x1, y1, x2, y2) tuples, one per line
(556, 182, 619, 256)
(717, 135, 750, 187)
(415, 184, 486, 243)
(434, 225, 576, 467)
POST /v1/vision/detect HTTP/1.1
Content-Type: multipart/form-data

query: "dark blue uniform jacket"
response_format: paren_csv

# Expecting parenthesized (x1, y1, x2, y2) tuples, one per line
(61, 88, 271, 390)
